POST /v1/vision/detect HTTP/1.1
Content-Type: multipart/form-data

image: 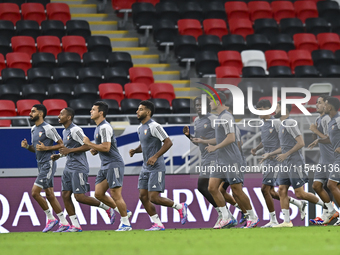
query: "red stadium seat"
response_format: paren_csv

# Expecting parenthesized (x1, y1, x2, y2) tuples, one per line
(43, 99, 68, 116)
(46, 3, 71, 26)
(288, 49, 313, 70)
(229, 19, 254, 39)
(150, 83, 176, 105)
(6, 52, 32, 75)
(177, 19, 202, 40)
(215, 66, 240, 78)
(286, 96, 309, 114)
(138, 0, 159, 5)
(0, 100, 16, 116)
(225, 1, 249, 20)
(98, 83, 124, 105)
(111, 0, 136, 10)
(317, 33, 340, 53)
(37, 36, 62, 58)
(0, 3, 21, 25)
(0, 120, 11, 127)
(305, 95, 319, 113)
(293, 33, 319, 52)
(11, 36, 36, 58)
(129, 67, 154, 87)
(203, 19, 228, 39)
(124, 83, 150, 100)
(248, 1, 273, 22)
(271, 1, 295, 22)
(62, 36, 87, 58)
(0, 54, 6, 73)
(265, 50, 290, 68)
(17, 99, 40, 116)
(294, 1, 318, 23)
(21, 3, 46, 26)
(218, 51, 243, 74)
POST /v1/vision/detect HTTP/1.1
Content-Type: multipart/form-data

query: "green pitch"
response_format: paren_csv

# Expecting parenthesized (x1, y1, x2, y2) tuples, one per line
(1, 226, 339, 255)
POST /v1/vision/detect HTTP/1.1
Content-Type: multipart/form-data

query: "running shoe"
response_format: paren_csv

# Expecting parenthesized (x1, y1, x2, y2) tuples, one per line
(65, 226, 82, 232)
(145, 223, 165, 231)
(178, 203, 188, 225)
(53, 223, 70, 232)
(106, 208, 115, 224)
(42, 219, 59, 233)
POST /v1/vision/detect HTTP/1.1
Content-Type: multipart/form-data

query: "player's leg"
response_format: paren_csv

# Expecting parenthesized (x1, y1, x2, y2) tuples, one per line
(45, 187, 69, 226)
(272, 184, 293, 228)
(110, 187, 132, 231)
(261, 184, 278, 227)
(198, 177, 217, 207)
(327, 179, 340, 223)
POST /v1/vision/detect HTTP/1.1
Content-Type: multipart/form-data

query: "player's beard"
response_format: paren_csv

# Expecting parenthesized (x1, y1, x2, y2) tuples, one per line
(137, 113, 147, 121)
(30, 115, 39, 122)
(274, 111, 281, 118)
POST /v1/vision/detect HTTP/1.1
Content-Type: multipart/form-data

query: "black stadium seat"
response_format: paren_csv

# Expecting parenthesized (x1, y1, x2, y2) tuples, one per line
(69, 98, 94, 115)
(22, 83, 47, 102)
(121, 98, 141, 114)
(268, 66, 293, 77)
(41, 20, 66, 39)
(153, 19, 177, 50)
(294, 65, 319, 77)
(27, 68, 53, 87)
(57, 52, 82, 69)
(86, 35, 112, 53)
(1, 68, 26, 85)
(174, 35, 198, 63)
(149, 98, 171, 113)
(53, 67, 78, 85)
(108, 52, 133, 72)
(0, 20, 15, 39)
(16, 20, 40, 39)
(221, 34, 247, 52)
(31, 52, 56, 69)
(27, 0, 50, 7)
(104, 67, 129, 87)
(246, 34, 271, 52)
(305, 18, 331, 35)
(168, 116, 191, 124)
(242, 66, 266, 78)
(155, 1, 180, 23)
(73, 83, 99, 101)
(317, 0, 340, 24)
(132, 2, 157, 32)
(311, 50, 337, 70)
(269, 34, 295, 52)
(179, 1, 203, 21)
(47, 83, 74, 103)
(0, 37, 12, 56)
(66, 20, 91, 39)
(319, 65, 340, 77)
(78, 67, 103, 86)
(197, 35, 223, 55)
(280, 18, 305, 36)
(195, 51, 219, 77)
(172, 98, 191, 113)
(253, 18, 279, 36)
(102, 99, 120, 114)
(0, 84, 21, 102)
(83, 52, 108, 69)
(202, 1, 226, 20)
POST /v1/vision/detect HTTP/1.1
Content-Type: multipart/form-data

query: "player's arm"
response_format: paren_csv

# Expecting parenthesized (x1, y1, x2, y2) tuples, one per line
(251, 142, 263, 155)
(83, 138, 111, 152)
(59, 144, 91, 155)
(205, 133, 235, 153)
(59, 128, 91, 155)
(192, 137, 216, 145)
(129, 144, 142, 157)
(318, 136, 331, 144)
(36, 139, 64, 151)
(21, 138, 35, 153)
(147, 138, 172, 166)
(309, 123, 327, 139)
(259, 147, 282, 164)
(276, 135, 304, 162)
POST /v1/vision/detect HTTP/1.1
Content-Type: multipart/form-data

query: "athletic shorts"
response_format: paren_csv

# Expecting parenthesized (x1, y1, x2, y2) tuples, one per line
(95, 163, 124, 189)
(198, 160, 216, 178)
(276, 159, 308, 189)
(262, 163, 280, 187)
(210, 162, 244, 185)
(329, 160, 340, 183)
(138, 168, 165, 192)
(62, 170, 90, 194)
(34, 160, 56, 189)
(314, 164, 332, 184)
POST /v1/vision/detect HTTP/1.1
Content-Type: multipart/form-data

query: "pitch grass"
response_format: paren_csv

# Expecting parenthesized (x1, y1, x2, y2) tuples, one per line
(1, 226, 340, 255)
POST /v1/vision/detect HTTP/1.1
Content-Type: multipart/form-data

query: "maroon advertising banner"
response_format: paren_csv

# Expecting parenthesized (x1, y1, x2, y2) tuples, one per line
(0, 174, 306, 232)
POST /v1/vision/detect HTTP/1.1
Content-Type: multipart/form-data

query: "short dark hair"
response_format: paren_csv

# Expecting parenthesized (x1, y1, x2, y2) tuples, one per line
(33, 104, 47, 118)
(326, 96, 340, 112)
(93, 101, 109, 117)
(64, 107, 75, 121)
(256, 99, 272, 109)
(277, 101, 292, 113)
(140, 100, 155, 117)
(194, 96, 211, 113)
(318, 94, 329, 103)
(213, 92, 227, 105)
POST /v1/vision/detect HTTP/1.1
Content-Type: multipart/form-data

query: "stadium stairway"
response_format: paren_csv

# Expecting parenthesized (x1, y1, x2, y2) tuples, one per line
(53, 0, 191, 99)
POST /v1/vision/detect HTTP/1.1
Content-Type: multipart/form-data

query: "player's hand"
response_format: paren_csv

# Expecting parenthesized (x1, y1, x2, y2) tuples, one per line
(147, 155, 157, 166)
(251, 148, 257, 156)
(309, 123, 318, 133)
(308, 139, 318, 149)
(21, 138, 28, 148)
(205, 144, 216, 153)
(83, 136, 91, 145)
(259, 153, 270, 164)
(183, 126, 190, 136)
(36, 141, 46, 151)
(90, 148, 98, 155)
(59, 146, 71, 156)
(335, 147, 340, 154)
(276, 153, 288, 162)
(192, 138, 203, 143)
(51, 154, 60, 161)
(129, 149, 135, 157)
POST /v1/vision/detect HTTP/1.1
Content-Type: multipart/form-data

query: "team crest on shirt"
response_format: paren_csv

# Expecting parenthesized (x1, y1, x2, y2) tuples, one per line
(332, 125, 335, 130)
(282, 129, 284, 133)
(144, 129, 147, 135)
(67, 135, 70, 140)
(39, 132, 43, 137)
(96, 134, 98, 138)
(269, 128, 273, 133)
(204, 124, 208, 129)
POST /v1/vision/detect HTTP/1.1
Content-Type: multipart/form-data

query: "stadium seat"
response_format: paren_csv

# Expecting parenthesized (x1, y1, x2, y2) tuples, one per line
(155, 1, 180, 24)
(221, 34, 247, 52)
(16, 99, 40, 116)
(11, 119, 30, 127)
(53, 67, 78, 85)
(294, 1, 318, 23)
(228, 19, 254, 39)
(78, 67, 103, 86)
(46, 3, 71, 25)
(149, 98, 171, 113)
(177, 19, 202, 40)
(0, 120, 11, 127)
(317, 33, 340, 53)
(202, 1, 226, 20)
(124, 83, 150, 100)
(0, 20, 15, 40)
(121, 98, 142, 114)
(253, 18, 279, 36)
(129, 67, 154, 87)
(73, 83, 100, 101)
(43, 99, 68, 115)
(271, 1, 295, 22)
(86, 36, 112, 54)
(131, 2, 157, 30)
(311, 49, 337, 70)
(280, 18, 305, 36)
(6, 52, 32, 75)
(0, 100, 16, 116)
(246, 34, 271, 52)
(317, 0, 340, 23)
(241, 50, 267, 70)
(215, 66, 240, 78)
(152, 19, 177, 49)
(225, 1, 249, 20)
(62, 36, 87, 58)
(21, 3, 46, 26)
(27, 67, 53, 87)
(112, 0, 135, 10)
(268, 66, 293, 77)
(179, 1, 203, 21)
(150, 83, 175, 105)
(0, 54, 6, 73)
(269, 34, 295, 52)
(203, 19, 228, 39)
(197, 35, 223, 55)
(248, 1, 273, 22)
(11, 36, 36, 58)
(218, 51, 243, 74)
(1, 68, 26, 86)
(0, 3, 21, 25)
(104, 67, 130, 87)
(108, 52, 133, 72)
(15, 20, 40, 39)
(173, 35, 198, 62)
(41, 20, 66, 39)
(172, 98, 191, 113)
(265, 50, 290, 68)
(294, 65, 319, 77)
(57, 52, 82, 69)
(319, 65, 340, 77)
(47, 83, 74, 103)
(101, 99, 120, 114)
(72, 117, 89, 126)
(83, 52, 108, 70)
(293, 33, 319, 52)
(66, 20, 91, 39)
(98, 83, 124, 105)
(195, 51, 219, 77)
(22, 83, 47, 102)
(242, 66, 266, 78)
(288, 49, 313, 70)
(331, 19, 340, 36)
(168, 116, 191, 124)
(0, 84, 21, 102)
(37, 36, 62, 58)
(305, 18, 331, 35)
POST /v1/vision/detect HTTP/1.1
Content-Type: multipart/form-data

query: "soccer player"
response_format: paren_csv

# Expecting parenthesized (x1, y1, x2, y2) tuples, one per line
(129, 100, 188, 231)
(21, 104, 69, 232)
(252, 99, 307, 228)
(261, 101, 325, 227)
(307, 95, 338, 225)
(83, 101, 132, 231)
(51, 107, 125, 232)
(205, 92, 259, 229)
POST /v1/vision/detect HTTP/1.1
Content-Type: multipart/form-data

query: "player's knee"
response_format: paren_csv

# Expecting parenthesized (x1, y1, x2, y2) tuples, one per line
(207, 185, 217, 195)
(294, 189, 304, 199)
(312, 182, 322, 193)
(278, 186, 286, 197)
(149, 194, 160, 204)
(94, 192, 103, 200)
(139, 193, 148, 203)
(45, 191, 55, 201)
(31, 189, 39, 199)
(261, 185, 270, 195)
(74, 193, 85, 203)
(327, 181, 336, 191)
(61, 192, 69, 200)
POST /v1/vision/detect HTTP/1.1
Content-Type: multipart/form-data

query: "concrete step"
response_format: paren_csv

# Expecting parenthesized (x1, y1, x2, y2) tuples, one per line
(111, 47, 158, 55)
(154, 80, 190, 88)
(153, 71, 180, 81)
(131, 55, 159, 64)
(71, 14, 115, 21)
(69, 4, 97, 13)
(89, 21, 118, 30)
(133, 64, 173, 71)
(111, 38, 139, 47)
(92, 30, 129, 38)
